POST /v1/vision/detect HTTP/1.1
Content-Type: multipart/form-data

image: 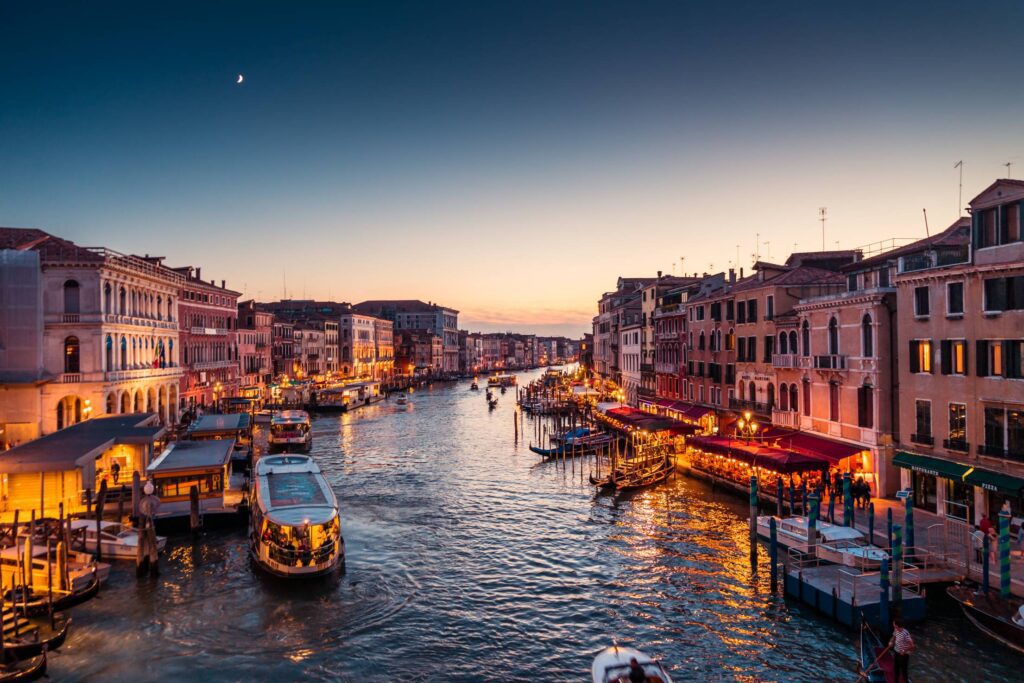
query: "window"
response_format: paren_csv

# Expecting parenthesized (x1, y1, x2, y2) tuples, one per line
(983, 276, 1024, 312)
(779, 332, 788, 355)
(914, 286, 930, 317)
(105, 335, 113, 370)
(878, 266, 890, 288)
(725, 328, 735, 351)
(737, 337, 746, 360)
(947, 282, 964, 316)
(766, 295, 774, 320)
(748, 299, 758, 322)
(985, 407, 1005, 452)
(747, 336, 757, 363)
(63, 280, 80, 314)
(103, 283, 112, 313)
(710, 302, 721, 321)
(909, 340, 932, 373)
(828, 317, 839, 355)
(790, 384, 798, 414)
(976, 203, 1023, 248)
(767, 383, 775, 408)
(829, 382, 839, 421)
(779, 382, 789, 411)
(847, 274, 858, 292)
(940, 340, 967, 375)
(1011, 409, 1024, 457)
(789, 331, 797, 355)
(915, 400, 932, 441)
(857, 385, 874, 428)
(698, 331, 705, 350)
(802, 320, 810, 357)
(748, 381, 756, 402)
(696, 306, 705, 321)
(737, 301, 746, 324)
(861, 315, 873, 357)
(726, 300, 734, 321)
(802, 378, 811, 416)
(64, 336, 80, 374)
(948, 403, 966, 446)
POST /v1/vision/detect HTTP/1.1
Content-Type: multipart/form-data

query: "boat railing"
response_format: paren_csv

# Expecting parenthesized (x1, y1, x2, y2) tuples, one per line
(787, 546, 825, 571)
(264, 538, 338, 568)
(839, 561, 924, 603)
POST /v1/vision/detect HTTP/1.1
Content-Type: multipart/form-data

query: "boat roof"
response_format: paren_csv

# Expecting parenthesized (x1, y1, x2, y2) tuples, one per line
(592, 646, 665, 683)
(148, 439, 234, 473)
(70, 519, 123, 530)
(272, 410, 310, 425)
(254, 455, 337, 522)
(187, 413, 250, 436)
(819, 525, 865, 541)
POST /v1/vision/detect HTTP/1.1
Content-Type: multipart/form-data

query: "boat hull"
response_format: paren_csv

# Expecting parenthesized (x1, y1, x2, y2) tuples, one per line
(250, 540, 345, 579)
(948, 585, 1024, 654)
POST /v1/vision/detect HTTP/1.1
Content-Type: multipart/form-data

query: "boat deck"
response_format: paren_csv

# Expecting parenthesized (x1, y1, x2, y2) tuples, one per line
(785, 563, 927, 627)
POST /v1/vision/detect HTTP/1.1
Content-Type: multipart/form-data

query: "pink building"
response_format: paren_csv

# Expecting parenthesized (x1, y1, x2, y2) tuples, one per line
(175, 267, 240, 412)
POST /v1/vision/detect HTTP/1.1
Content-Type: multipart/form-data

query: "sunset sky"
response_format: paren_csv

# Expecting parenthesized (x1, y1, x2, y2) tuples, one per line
(3, 1, 1023, 336)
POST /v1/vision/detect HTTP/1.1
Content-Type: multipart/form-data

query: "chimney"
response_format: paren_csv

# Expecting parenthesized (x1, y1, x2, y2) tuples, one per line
(740, 267, 744, 278)
(221, 279, 226, 289)
(657, 270, 662, 278)
(728, 268, 736, 284)
(196, 267, 202, 280)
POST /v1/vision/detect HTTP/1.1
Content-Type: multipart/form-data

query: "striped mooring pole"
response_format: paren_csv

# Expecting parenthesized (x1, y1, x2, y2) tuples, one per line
(892, 523, 903, 609)
(1000, 508, 1012, 599)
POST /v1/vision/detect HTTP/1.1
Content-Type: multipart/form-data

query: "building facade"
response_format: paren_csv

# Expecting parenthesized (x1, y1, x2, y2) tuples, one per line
(175, 267, 240, 412)
(354, 300, 459, 375)
(237, 300, 274, 399)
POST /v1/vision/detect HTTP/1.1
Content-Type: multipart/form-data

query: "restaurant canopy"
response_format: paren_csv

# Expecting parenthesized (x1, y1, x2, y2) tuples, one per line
(603, 407, 697, 435)
(759, 426, 865, 465)
(687, 435, 829, 474)
(638, 398, 712, 422)
(964, 468, 1024, 496)
(893, 451, 971, 480)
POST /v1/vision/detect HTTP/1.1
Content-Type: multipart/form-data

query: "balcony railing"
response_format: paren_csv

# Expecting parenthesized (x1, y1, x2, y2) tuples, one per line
(102, 314, 177, 330)
(190, 327, 230, 336)
(62, 313, 80, 323)
(814, 355, 847, 370)
(797, 356, 813, 369)
(61, 373, 81, 383)
(729, 398, 771, 415)
(105, 366, 182, 382)
(771, 354, 798, 369)
(978, 444, 1024, 462)
(910, 433, 934, 446)
(943, 438, 969, 453)
(771, 409, 800, 428)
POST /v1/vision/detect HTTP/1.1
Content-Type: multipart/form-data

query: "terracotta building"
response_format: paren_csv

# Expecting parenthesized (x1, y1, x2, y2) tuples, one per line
(174, 267, 240, 412)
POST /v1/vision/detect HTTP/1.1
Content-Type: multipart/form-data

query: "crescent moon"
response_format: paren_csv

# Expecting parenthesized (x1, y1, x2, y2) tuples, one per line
(237, 74, 244, 84)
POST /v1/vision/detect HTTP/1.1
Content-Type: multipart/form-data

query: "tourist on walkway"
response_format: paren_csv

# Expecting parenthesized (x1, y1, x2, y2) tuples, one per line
(979, 513, 993, 535)
(972, 526, 986, 563)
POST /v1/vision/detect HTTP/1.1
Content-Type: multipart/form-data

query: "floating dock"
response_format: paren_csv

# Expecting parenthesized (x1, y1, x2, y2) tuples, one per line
(784, 560, 926, 627)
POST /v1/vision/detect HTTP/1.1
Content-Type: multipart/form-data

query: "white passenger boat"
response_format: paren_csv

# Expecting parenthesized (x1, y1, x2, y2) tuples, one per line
(69, 519, 168, 560)
(268, 410, 312, 453)
(592, 645, 673, 683)
(249, 454, 344, 578)
(1, 543, 109, 592)
(254, 410, 273, 424)
(756, 515, 889, 567)
(487, 373, 517, 387)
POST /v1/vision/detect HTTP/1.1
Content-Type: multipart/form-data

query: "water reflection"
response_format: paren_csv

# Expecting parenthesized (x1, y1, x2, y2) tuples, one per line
(49, 368, 1024, 681)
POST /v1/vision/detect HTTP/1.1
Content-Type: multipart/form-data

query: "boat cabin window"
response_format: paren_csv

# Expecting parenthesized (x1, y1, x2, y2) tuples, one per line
(258, 516, 340, 568)
(154, 472, 223, 499)
(271, 422, 310, 435)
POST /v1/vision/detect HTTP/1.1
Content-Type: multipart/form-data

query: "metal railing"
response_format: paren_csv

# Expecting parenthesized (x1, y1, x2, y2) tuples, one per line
(814, 354, 847, 370)
(771, 354, 798, 368)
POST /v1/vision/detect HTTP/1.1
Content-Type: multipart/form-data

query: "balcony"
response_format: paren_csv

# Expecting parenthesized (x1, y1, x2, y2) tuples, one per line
(771, 354, 798, 369)
(978, 444, 1024, 462)
(943, 438, 969, 453)
(729, 398, 771, 415)
(101, 314, 177, 330)
(910, 433, 934, 446)
(190, 326, 230, 336)
(771, 409, 800, 428)
(61, 373, 82, 383)
(105, 366, 182, 382)
(797, 356, 813, 369)
(814, 355, 847, 370)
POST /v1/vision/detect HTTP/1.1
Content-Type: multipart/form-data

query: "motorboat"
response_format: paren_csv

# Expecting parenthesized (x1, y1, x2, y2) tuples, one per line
(0, 543, 109, 593)
(756, 515, 885, 566)
(249, 454, 344, 578)
(947, 583, 1024, 654)
(268, 410, 312, 454)
(470, 380, 479, 391)
(592, 644, 672, 683)
(254, 410, 273, 424)
(68, 519, 167, 560)
(396, 395, 408, 406)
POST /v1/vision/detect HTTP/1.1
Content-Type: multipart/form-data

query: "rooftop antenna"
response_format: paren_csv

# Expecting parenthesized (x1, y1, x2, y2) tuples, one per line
(1005, 161, 1013, 179)
(763, 240, 771, 261)
(754, 232, 761, 262)
(282, 270, 287, 300)
(819, 207, 827, 251)
(923, 208, 930, 237)
(735, 244, 740, 268)
(679, 256, 685, 275)
(954, 160, 963, 217)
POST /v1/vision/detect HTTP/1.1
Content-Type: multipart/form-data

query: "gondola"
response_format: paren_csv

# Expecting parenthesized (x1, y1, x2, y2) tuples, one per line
(487, 398, 498, 410)
(5, 576, 100, 617)
(947, 583, 1024, 654)
(615, 459, 672, 492)
(859, 621, 892, 682)
(0, 654, 46, 682)
(529, 444, 564, 457)
(3, 615, 70, 661)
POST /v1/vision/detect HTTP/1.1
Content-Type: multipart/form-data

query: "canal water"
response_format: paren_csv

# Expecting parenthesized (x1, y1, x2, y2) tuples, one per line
(53, 368, 1024, 681)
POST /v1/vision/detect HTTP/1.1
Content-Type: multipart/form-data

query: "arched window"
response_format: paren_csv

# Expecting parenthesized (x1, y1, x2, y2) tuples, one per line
(167, 298, 174, 321)
(779, 332, 788, 355)
(828, 317, 839, 355)
(63, 280, 80, 314)
(56, 401, 64, 430)
(103, 283, 112, 313)
(106, 393, 116, 414)
(105, 335, 113, 371)
(748, 381, 756, 402)
(74, 398, 82, 423)
(790, 384, 798, 413)
(156, 296, 163, 320)
(789, 331, 798, 355)
(64, 336, 80, 373)
(779, 383, 789, 411)
(802, 320, 810, 357)
(802, 378, 811, 416)
(861, 314, 873, 357)
(119, 286, 126, 314)
(120, 336, 128, 370)
(767, 383, 775, 409)
(699, 331, 705, 350)
(169, 339, 174, 365)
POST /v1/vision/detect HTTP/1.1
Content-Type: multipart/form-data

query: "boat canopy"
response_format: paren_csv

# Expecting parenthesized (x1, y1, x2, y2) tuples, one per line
(272, 410, 311, 426)
(254, 455, 337, 525)
(188, 413, 250, 437)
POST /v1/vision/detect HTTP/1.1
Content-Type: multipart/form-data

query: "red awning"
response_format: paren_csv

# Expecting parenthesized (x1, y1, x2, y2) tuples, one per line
(604, 407, 698, 435)
(759, 427, 865, 465)
(686, 435, 828, 474)
(667, 401, 712, 421)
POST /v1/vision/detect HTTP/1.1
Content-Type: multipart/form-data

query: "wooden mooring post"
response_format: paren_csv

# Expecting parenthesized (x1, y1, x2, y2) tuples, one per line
(189, 485, 202, 535)
(748, 476, 758, 568)
(95, 480, 108, 562)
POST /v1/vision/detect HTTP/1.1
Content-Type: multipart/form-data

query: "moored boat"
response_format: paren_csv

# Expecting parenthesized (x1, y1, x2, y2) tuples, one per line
(859, 621, 892, 683)
(249, 454, 344, 578)
(591, 644, 673, 683)
(68, 519, 167, 560)
(755, 515, 886, 566)
(0, 654, 46, 682)
(5, 575, 100, 617)
(947, 583, 1024, 654)
(396, 396, 408, 406)
(615, 458, 672, 491)
(2, 613, 71, 661)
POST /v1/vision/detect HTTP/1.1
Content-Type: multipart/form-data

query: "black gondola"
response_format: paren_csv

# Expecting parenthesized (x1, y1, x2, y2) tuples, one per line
(859, 621, 890, 682)
(2, 616, 70, 661)
(529, 445, 564, 457)
(947, 583, 1024, 654)
(5, 576, 99, 617)
(0, 654, 46, 682)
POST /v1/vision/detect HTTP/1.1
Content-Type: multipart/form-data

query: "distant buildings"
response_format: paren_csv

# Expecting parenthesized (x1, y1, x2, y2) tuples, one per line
(354, 300, 460, 375)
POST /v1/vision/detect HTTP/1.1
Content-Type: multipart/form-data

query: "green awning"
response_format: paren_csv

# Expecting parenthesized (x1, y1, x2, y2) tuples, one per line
(964, 468, 1024, 496)
(893, 451, 971, 480)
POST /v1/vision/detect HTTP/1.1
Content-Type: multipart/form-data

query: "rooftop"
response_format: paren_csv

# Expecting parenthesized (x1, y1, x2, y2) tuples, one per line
(844, 218, 971, 271)
(148, 439, 234, 473)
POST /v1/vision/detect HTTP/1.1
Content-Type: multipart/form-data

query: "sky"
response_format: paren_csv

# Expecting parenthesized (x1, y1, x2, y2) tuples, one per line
(2, 1, 1023, 337)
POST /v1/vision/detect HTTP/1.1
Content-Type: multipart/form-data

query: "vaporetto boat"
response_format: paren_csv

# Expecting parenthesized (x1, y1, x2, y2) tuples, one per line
(268, 410, 312, 453)
(249, 454, 344, 578)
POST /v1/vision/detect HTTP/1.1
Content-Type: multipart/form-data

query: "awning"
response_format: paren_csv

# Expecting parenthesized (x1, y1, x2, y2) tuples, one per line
(760, 427, 865, 465)
(892, 451, 971, 480)
(687, 435, 828, 474)
(666, 401, 712, 421)
(964, 468, 1024, 496)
